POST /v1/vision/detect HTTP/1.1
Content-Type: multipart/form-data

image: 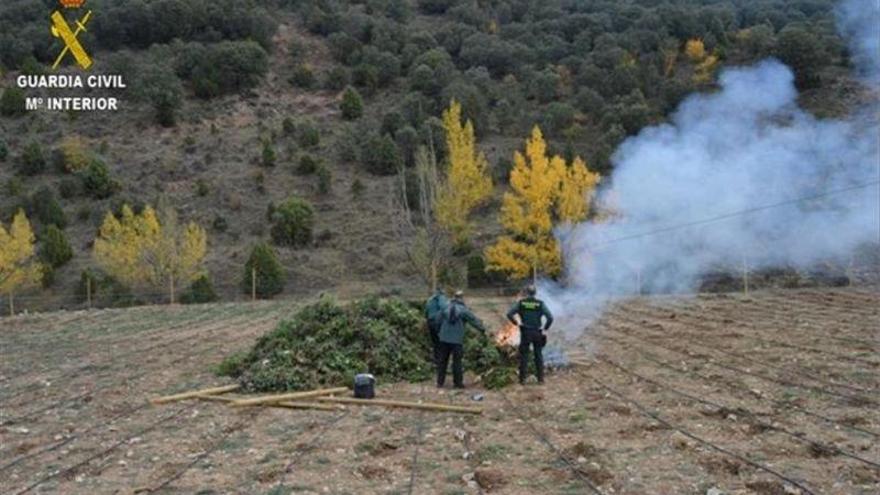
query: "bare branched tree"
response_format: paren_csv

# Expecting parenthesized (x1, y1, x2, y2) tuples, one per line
(391, 143, 452, 291)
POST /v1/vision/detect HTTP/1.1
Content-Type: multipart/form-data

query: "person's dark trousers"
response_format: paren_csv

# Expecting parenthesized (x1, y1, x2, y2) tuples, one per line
(436, 342, 464, 388)
(518, 328, 544, 384)
(427, 321, 441, 368)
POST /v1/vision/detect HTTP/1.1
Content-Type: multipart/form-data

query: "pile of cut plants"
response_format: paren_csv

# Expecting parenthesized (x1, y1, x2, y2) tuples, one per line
(217, 296, 517, 392)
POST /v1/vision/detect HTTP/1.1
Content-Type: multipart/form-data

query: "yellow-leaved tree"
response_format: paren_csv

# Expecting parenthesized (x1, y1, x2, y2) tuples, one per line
(685, 38, 718, 84)
(94, 201, 207, 304)
(0, 210, 43, 316)
(435, 99, 493, 243)
(485, 126, 600, 281)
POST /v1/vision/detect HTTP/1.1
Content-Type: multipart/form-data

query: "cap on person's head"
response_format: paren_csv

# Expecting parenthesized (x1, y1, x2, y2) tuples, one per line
(454, 290, 464, 299)
(525, 285, 537, 296)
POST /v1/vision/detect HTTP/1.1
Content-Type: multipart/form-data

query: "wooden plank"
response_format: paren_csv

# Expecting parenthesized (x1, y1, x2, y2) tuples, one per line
(150, 384, 240, 405)
(198, 396, 340, 410)
(317, 397, 483, 415)
(229, 387, 350, 407)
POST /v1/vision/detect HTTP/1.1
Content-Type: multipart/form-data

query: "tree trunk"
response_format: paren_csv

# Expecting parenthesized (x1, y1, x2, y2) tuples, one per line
(251, 268, 257, 302)
(169, 275, 176, 305)
(8, 292, 13, 317)
(430, 259, 437, 292)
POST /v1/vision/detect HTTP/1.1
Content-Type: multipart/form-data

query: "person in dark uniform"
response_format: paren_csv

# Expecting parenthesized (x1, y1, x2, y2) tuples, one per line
(424, 288, 448, 368)
(437, 290, 487, 389)
(507, 285, 553, 384)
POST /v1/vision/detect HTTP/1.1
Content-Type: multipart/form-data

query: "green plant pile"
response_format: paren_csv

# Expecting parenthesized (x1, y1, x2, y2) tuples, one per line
(218, 296, 516, 392)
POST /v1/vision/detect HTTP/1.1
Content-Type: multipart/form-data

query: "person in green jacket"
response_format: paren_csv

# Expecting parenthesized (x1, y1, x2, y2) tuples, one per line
(507, 285, 553, 384)
(437, 290, 487, 389)
(424, 288, 448, 368)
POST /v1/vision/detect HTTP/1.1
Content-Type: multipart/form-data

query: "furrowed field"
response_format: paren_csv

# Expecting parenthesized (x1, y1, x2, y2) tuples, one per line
(1, 288, 877, 494)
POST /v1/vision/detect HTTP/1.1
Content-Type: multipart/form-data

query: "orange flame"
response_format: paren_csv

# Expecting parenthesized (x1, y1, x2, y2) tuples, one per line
(495, 321, 520, 347)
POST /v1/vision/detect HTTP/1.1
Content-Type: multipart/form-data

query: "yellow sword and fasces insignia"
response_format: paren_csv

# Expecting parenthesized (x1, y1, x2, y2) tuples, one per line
(51, 10, 92, 70)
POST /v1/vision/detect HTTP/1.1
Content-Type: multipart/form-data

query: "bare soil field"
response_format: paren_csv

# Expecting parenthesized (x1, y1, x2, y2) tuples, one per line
(1, 288, 878, 495)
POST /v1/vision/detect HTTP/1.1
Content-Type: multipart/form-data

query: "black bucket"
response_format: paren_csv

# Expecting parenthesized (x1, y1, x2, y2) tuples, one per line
(353, 373, 375, 399)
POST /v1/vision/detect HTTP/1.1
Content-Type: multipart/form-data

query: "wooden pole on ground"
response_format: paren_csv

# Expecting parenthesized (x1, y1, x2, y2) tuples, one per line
(230, 387, 350, 407)
(86, 278, 92, 309)
(151, 384, 241, 405)
(199, 396, 341, 411)
(317, 397, 483, 415)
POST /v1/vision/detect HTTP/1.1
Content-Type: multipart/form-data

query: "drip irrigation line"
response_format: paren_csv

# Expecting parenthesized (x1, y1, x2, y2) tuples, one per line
(12, 406, 190, 495)
(622, 306, 879, 394)
(497, 390, 604, 494)
(587, 377, 818, 495)
(406, 384, 428, 495)
(601, 332, 879, 439)
(586, 180, 880, 250)
(595, 355, 880, 469)
(608, 310, 878, 406)
(145, 410, 262, 493)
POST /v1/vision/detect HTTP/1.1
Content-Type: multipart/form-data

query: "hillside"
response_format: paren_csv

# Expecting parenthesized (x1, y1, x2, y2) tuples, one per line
(0, 0, 873, 311)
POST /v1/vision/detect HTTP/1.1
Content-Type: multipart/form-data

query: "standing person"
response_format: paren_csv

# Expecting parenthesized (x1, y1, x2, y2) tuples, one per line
(424, 288, 448, 367)
(437, 290, 487, 389)
(507, 285, 553, 385)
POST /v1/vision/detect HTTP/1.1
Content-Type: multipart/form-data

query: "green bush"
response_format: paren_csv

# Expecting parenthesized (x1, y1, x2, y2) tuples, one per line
(79, 159, 118, 199)
(270, 196, 314, 247)
(282, 117, 296, 136)
(138, 64, 183, 127)
(0, 88, 26, 117)
(212, 214, 228, 233)
(297, 154, 319, 175)
(39, 225, 73, 269)
(261, 140, 276, 168)
(19, 141, 46, 176)
(58, 178, 80, 199)
(362, 134, 401, 176)
(340, 86, 363, 120)
(291, 64, 316, 88)
(29, 186, 67, 228)
(181, 275, 219, 304)
(317, 165, 332, 195)
(297, 122, 320, 148)
(351, 177, 365, 198)
(218, 296, 513, 392)
(242, 242, 285, 298)
(177, 41, 269, 98)
(0, 140, 8, 161)
(6, 177, 23, 197)
(323, 66, 349, 90)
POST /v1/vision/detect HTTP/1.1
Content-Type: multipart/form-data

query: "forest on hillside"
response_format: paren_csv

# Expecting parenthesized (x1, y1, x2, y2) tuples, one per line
(0, 0, 863, 310)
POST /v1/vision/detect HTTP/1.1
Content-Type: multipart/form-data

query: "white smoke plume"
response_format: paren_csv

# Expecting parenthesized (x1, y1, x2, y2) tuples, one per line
(544, 0, 880, 341)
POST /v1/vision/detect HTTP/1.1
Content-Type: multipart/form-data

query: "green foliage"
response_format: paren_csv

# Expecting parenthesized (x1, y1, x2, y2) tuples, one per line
(282, 117, 296, 136)
(323, 66, 350, 90)
(137, 64, 183, 127)
(58, 178, 80, 199)
(39, 225, 73, 269)
(176, 41, 269, 98)
(270, 196, 314, 247)
(0, 87, 25, 116)
(19, 141, 46, 176)
(242, 242, 285, 298)
(297, 154, 319, 175)
(340, 86, 364, 120)
(291, 64, 316, 89)
(79, 159, 118, 199)
(261, 140, 276, 168)
(297, 122, 321, 148)
(0, 140, 7, 161)
(317, 165, 332, 195)
(180, 275, 219, 304)
(776, 26, 830, 89)
(220, 296, 513, 392)
(466, 254, 504, 288)
(29, 186, 67, 228)
(362, 134, 401, 176)
(351, 177, 365, 198)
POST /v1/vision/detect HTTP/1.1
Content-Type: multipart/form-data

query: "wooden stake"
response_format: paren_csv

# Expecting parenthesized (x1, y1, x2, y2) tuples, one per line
(317, 397, 483, 415)
(86, 278, 92, 309)
(251, 267, 257, 302)
(198, 396, 340, 411)
(230, 387, 350, 407)
(151, 384, 240, 405)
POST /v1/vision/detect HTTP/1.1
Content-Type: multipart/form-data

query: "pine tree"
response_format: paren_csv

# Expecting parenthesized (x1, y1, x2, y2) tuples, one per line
(1, 210, 42, 315)
(40, 225, 73, 268)
(485, 126, 599, 280)
(435, 99, 493, 243)
(242, 242, 285, 298)
(340, 86, 363, 120)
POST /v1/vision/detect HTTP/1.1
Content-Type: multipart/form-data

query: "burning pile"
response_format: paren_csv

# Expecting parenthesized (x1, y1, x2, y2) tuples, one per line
(217, 296, 518, 392)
